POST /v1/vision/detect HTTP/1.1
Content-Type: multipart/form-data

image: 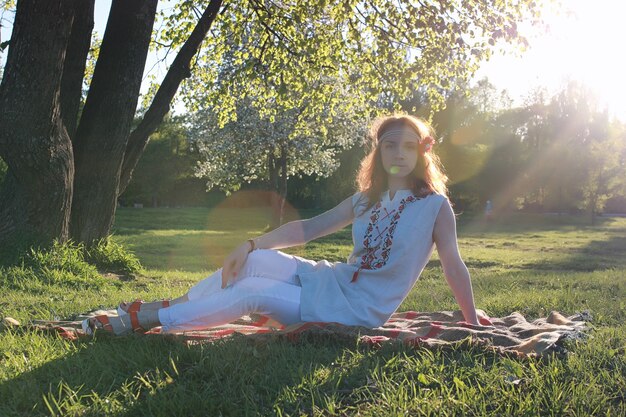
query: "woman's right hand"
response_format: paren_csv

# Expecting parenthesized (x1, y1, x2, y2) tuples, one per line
(221, 241, 253, 289)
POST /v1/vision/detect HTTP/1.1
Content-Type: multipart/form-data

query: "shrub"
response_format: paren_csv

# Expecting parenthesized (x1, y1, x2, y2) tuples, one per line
(0, 238, 142, 293)
(85, 236, 142, 276)
(25, 240, 98, 278)
(1, 242, 106, 291)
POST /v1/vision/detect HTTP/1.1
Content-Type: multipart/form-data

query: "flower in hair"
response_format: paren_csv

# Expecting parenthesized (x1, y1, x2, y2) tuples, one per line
(419, 136, 435, 154)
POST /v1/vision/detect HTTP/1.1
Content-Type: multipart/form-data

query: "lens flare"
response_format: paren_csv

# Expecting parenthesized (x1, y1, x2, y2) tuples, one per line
(202, 190, 301, 269)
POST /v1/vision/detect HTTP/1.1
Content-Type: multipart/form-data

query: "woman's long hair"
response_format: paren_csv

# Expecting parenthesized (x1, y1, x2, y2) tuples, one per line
(356, 114, 448, 209)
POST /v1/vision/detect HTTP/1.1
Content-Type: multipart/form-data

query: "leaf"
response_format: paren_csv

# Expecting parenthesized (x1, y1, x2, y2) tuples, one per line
(453, 376, 467, 390)
(417, 373, 429, 385)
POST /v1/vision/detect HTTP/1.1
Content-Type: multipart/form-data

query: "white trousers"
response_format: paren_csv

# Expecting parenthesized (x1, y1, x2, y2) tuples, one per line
(158, 250, 302, 332)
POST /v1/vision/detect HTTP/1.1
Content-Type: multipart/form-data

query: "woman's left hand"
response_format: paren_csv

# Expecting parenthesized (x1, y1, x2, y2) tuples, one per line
(221, 242, 251, 289)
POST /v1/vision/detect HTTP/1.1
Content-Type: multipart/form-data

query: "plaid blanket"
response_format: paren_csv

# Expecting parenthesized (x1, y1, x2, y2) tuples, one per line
(4, 309, 590, 358)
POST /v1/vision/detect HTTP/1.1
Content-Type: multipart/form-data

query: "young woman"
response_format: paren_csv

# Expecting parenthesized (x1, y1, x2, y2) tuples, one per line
(83, 114, 482, 335)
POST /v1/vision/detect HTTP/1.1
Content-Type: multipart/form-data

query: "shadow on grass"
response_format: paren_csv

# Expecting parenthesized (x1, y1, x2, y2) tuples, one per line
(0, 326, 522, 416)
(0, 330, 374, 416)
(457, 213, 618, 235)
(520, 234, 626, 272)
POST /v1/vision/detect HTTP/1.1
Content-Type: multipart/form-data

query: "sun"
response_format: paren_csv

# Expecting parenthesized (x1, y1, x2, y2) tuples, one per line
(477, 0, 626, 121)
(543, 0, 626, 119)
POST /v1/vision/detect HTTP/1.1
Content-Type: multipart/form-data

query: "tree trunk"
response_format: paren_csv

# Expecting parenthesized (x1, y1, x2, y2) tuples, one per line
(118, 0, 223, 195)
(70, 0, 157, 245)
(0, 0, 226, 257)
(268, 145, 288, 228)
(0, 0, 75, 257)
(268, 152, 280, 229)
(60, 0, 94, 141)
(590, 196, 597, 225)
(278, 144, 288, 226)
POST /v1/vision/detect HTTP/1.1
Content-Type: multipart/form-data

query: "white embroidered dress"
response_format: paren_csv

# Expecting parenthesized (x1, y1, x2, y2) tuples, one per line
(294, 190, 446, 327)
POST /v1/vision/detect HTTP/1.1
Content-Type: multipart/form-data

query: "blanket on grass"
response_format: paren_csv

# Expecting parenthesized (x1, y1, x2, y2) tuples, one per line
(3, 309, 591, 358)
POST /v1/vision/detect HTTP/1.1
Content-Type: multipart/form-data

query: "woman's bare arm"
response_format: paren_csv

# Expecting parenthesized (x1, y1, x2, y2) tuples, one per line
(221, 195, 355, 287)
(254, 195, 355, 250)
(433, 199, 480, 325)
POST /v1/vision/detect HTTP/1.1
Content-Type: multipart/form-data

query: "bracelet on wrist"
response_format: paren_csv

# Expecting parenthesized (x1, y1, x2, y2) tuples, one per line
(247, 238, 256, 253)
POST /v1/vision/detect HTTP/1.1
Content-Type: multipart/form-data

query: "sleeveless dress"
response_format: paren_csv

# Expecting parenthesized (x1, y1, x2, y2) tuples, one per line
(294, 190, 446, 327)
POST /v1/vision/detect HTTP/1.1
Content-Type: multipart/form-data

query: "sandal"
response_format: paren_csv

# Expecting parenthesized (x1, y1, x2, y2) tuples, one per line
(81, 315, 113, 336)
(82, 311, 146, 336)
(117, 299, 170, 316)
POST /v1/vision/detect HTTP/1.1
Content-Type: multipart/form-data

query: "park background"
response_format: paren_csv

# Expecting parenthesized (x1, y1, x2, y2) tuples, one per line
(1, 1, 625, 416)
(2, 0, 626, 226)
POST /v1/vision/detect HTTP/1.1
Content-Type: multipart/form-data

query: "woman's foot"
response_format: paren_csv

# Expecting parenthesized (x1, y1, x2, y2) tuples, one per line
(82, 310, 160, 336)
(117, 299, 170, 316)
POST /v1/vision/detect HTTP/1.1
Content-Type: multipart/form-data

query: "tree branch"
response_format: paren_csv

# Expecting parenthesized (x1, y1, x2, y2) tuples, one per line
(249, 0, 299, 57)
(119, 0, 224, 194)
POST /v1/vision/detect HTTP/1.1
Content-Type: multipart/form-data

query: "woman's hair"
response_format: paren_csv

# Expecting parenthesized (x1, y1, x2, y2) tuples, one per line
(356, 114, 448, 208)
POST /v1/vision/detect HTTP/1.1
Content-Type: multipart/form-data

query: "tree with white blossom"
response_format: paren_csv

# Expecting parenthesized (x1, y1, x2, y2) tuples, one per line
(192, 78, 366, 226)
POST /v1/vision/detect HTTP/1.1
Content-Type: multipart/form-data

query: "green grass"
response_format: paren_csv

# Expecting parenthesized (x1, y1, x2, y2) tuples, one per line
(1, 208, 625, 416)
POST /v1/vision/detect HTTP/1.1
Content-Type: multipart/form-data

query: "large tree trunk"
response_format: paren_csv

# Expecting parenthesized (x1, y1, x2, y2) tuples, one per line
(0, 0, 75, 257)
(70, 0, 157, 244)
(60, 0, 95, 141)
(0, 0, 224, 254)
(118, 0, 223, 195)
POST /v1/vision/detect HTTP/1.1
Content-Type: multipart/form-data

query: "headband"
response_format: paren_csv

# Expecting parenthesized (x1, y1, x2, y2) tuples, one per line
(377, 129, 421, 143)
(377, 129, 435, 154)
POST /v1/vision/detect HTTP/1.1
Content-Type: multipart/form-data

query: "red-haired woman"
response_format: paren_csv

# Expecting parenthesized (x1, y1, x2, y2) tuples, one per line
(84, 115, 483, 335)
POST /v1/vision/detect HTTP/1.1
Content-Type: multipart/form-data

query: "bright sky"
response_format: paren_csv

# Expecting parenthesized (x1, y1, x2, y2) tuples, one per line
(2, 0, 625, 121)
(475, 0, 626, 121)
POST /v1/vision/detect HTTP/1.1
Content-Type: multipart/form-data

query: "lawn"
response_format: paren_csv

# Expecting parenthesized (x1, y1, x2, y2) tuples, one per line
(0, 207, 624, 416)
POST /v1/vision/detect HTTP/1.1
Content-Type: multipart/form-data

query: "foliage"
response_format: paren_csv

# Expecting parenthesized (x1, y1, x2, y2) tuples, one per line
(170, 0, 542, 129)
(1, 241, 106, 292)
(507, 82, 626, 217)
(0, 0, 15, 78)
(287, 143, 368, 209)
(82, 31, 101, 100)
(577, 112, 626, 220)
(84, 236, 143, 276)
(127, 77, 626, 218)
(119, 72, 626, 219)
(24, 240, 97, 277)
(407, 79, 626, 216)
(0, 238, 142, 294)
(121, 115, 208, 207)
(191, 83, 367, 194)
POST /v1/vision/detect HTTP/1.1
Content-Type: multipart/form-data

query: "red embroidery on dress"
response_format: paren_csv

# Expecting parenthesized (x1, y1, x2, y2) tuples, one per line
(351, 194, 425, 283)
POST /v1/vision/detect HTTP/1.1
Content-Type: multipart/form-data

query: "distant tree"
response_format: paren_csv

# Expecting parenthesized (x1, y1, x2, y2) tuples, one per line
(429, 80, 504, 210)
(121, 115, 205, 208)
(578, 112, 626, 224)
(489, 81, 626, 221)
(473, 107, 528, 211)
(192, 85, 366, 226)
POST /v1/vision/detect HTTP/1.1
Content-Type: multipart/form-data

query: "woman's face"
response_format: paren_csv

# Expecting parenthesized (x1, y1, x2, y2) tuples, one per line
(379, 128, 420, 180)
